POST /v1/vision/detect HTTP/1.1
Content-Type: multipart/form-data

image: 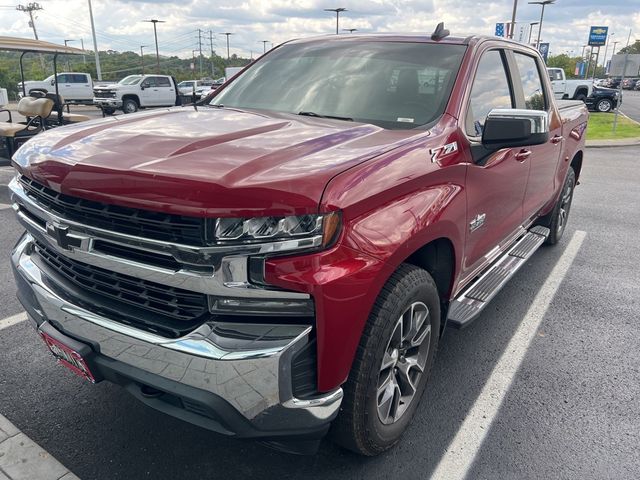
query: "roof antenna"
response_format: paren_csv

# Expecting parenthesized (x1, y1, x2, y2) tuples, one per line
(431, 22, 450, 41)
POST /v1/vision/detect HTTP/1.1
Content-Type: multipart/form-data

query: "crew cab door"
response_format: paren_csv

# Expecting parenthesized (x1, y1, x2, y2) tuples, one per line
(70, 74, 92, 101)
(54, 74, 73, 98)
(462, 49, 530, 276)
(511, 51, 563, 219)
(155, 76, 176, 105)
(139, 77, 160, 106)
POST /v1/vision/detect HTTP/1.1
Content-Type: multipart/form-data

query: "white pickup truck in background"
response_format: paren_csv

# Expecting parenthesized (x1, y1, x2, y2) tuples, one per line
(18, 72, 94, 104)
(547, 67, 593, 101)
(93, 74, 179, 114)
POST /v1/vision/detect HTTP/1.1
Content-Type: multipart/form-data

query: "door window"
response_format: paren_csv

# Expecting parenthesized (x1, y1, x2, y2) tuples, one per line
(142, 77, 157, 87)
(71, 74, 88, 83)
(156, 77, 171, 87)
(56, 74, 69, 83)
(465, 50, 513, 137)
(514, 53, 546, 110)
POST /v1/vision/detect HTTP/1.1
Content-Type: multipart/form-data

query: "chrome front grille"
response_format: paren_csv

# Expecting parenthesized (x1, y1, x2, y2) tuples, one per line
(19, 176, 207, 246)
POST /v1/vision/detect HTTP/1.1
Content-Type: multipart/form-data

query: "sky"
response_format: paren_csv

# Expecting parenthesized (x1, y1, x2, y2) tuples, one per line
(1, 0, 639, 65)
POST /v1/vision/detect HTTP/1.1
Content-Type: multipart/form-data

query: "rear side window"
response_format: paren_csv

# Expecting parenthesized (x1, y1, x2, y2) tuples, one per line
(514, 53, 546, 110)
(466, 50, 513, 137)
(157, 77, 171, 87)
(71, 74, 87, 83)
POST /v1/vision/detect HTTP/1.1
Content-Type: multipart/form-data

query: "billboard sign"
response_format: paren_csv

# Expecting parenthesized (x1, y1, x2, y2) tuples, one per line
(575, 62, 586, 77)
(608, 54, 640, 77)
(588, 26, 608, 46)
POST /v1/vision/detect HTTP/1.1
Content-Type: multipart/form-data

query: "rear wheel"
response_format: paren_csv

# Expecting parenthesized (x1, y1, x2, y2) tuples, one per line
(331, 264, 440, 456)
(574, 92, 587, 102)
(540, 167, 576, 245)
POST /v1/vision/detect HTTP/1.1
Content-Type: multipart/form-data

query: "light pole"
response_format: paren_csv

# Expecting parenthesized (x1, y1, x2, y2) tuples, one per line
(87, 0, 102, 80)
(140, 45, 148, 74)
(602, 33, 614, 74)
(221, 32, 233, 60)
(528, 0, 555, 49)
(509, 0, 518, 39)
(64, 39, 75, 71)
(343, 28, 357, 33)
(143, 19, 165, 73)
(324, 7, 347, 35)
(527, 22, 539, 44)
(260, 40, 269, 53)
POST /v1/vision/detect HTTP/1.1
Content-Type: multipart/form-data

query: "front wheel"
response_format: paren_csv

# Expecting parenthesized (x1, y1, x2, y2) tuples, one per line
(574, 93, 587, 102)
(595, 98, 613, 112)
(121, 99, 138, 114)
(331, 264, 440, 456)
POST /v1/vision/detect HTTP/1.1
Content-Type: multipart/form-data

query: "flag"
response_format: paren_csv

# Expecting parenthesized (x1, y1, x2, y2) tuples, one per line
(495, 23, 505, 37)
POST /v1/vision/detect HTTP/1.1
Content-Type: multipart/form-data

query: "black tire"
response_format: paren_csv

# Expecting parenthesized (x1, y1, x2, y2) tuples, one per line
(331, 264, 440, 456)
(540, 167, 576, 245)
(595, 98, 613, 113)
(121, 98, 138, 114)
(102, 107, 116, 115)
(574, 93, 587, 102)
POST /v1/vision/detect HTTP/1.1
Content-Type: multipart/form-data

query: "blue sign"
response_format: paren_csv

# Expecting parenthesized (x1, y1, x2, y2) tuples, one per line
(538, 43, 550, 62)
(588, 26, 608, 46)
(575, 62, 586, 77)
(495, 23, 505, 37)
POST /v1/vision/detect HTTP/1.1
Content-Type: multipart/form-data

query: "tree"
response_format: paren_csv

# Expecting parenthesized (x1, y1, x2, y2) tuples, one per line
(618, 40, 640, 55)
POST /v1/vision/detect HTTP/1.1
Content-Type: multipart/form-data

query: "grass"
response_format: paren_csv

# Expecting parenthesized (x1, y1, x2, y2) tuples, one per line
(586, 112, 640, 140)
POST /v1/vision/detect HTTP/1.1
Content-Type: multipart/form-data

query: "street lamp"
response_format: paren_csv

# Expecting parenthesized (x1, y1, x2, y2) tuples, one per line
(343, 28, 357, 33)
(603, 34, 616, 72)
(528, 0, 555, 49)
(221, 32, 233, 59)
(143, 19, 165, 73)
(324, 7, 347, 35)
(260, 40, 269, 53)
(140, 45, 148, 74)
(64, 39, 75, 70)
(527, 22, 539, 44)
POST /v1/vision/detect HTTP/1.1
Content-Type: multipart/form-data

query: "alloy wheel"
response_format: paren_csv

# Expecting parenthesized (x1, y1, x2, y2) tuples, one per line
(376, 301, 431, 425)
(557, 178, 574, 235)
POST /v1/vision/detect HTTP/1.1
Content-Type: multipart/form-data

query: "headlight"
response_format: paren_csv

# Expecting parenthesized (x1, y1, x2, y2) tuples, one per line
(215, 211, 341, 248)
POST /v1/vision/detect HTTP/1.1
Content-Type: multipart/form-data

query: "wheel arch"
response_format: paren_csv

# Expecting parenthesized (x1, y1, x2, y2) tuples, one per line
(121, 94, 140, 105)
(570, 150, 583, 182)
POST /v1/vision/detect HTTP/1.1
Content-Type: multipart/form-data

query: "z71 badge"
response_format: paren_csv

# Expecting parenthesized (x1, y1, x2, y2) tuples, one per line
(429, 141, 458, 163)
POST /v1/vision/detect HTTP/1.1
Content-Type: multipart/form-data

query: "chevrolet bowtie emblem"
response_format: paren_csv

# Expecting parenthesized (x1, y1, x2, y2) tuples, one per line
(46, 222, 82, 250)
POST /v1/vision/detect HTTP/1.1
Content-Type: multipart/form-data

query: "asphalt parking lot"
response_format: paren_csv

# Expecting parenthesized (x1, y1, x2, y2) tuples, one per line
(0, 145, 638, 479)
(620, 89, 640, 122)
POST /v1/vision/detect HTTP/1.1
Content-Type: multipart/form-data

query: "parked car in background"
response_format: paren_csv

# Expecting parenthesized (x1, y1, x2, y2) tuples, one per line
(635, 79, 640, 90)
(621, 78, 639, 89)
(177, 80, 203, 95)
(11, 32, 588, 456)
(547, 67, 592, 101)
(606, 77, 622, 89)
(585, 86, 619, 112)
(93, 74, 179, 114)
(18, 73, 94, 104)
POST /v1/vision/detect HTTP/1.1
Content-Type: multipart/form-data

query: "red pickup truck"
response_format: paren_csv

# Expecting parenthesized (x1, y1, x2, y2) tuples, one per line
(10, 29, 587, 456)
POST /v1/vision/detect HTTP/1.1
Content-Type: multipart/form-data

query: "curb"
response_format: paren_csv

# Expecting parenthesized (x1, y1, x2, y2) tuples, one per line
(0, 415, 79, 480)
(586, 138, 640, 148)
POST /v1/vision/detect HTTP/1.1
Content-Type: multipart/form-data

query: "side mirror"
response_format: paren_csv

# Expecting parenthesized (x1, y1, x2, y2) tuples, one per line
(472, 109, 549, 164)
(482, 109, 549, 148)
(50, 79, 55, 86)
(140, 85, 146, 90)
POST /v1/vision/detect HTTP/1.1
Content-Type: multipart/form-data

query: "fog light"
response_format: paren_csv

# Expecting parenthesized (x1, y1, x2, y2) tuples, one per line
(209, 296, 314, 317)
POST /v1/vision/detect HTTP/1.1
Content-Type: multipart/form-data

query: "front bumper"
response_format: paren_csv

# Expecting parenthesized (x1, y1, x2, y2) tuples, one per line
(11, 233, 342, 447)
(93, 97, 122, 108)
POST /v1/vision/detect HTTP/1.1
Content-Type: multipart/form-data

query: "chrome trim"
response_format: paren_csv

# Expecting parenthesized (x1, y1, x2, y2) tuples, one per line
(487, 108, 549, 134)
(12, 233, 342, 426)
(10, 177, 310, 300)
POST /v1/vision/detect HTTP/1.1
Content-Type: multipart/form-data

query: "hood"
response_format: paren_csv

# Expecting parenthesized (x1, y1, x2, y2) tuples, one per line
(13, 107, 424, 217)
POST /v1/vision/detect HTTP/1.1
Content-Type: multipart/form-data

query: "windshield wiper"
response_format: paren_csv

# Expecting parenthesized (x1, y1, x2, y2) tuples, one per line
(297, 111, 353, 122)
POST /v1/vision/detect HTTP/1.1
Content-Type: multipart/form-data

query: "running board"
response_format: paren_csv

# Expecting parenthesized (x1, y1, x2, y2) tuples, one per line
(447, 226, 550, 328)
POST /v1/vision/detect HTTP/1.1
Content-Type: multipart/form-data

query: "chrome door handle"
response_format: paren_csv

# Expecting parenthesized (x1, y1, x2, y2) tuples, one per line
(514, 149, 531, 162)
(551, 135, 563, 144)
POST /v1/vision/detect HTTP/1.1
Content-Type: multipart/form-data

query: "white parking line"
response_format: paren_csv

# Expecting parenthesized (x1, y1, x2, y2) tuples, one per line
(0, 203, 12, 211)
(431, 230, 587, 480)
(0, 312, 27, 331)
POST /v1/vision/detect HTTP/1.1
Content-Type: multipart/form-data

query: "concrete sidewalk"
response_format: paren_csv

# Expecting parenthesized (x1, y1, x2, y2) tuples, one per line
(0, 415, 79, 480)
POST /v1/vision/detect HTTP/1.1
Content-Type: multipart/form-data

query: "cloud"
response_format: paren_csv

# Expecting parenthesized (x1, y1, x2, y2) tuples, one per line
(1, 0, 638, 60)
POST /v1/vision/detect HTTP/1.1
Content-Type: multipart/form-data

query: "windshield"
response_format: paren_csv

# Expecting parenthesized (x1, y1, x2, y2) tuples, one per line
(211, 40, 466, 129)
(119, 75, 142, 85)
